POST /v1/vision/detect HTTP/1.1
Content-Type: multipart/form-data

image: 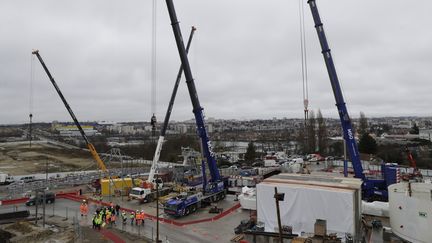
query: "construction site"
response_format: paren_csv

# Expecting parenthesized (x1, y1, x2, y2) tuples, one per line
(1, 0, 432, 243)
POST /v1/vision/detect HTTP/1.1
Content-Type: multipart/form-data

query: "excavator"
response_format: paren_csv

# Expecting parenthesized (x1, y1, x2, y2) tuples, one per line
(32, 50, 108, 190)
(402, 147, 422, 181)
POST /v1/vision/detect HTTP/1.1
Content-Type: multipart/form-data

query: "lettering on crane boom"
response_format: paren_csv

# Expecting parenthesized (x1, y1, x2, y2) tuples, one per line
(207, 141, 215, 158)
(347, 129, 354, 140)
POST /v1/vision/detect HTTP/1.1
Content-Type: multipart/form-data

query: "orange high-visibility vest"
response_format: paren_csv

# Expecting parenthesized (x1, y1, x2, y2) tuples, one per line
(80, 204, 85, 214)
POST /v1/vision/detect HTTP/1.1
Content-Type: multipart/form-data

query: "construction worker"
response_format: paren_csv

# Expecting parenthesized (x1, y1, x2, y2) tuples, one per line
(106, 209, 111, 226)
(98, 210, 104, 229)
(121, 211, 127, 224)
(80, 201, 86, 217)
(130, 211, 135, 225)
(92, 212, 99, 229)
(83, 202, 89, 217)
(136, 210, 142, 226)
(111, 212, 116, 226)
(140, 210, 145, 226)
(115, 204, 120, 216)
(135, 210, 140, 226)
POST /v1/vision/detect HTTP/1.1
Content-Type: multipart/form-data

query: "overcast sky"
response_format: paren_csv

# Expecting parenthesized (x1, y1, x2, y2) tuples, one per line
(1, 0, 431, 124)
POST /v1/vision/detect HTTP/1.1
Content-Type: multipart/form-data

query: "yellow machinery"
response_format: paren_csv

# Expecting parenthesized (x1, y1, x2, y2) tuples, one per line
(101, 178, 133, 196)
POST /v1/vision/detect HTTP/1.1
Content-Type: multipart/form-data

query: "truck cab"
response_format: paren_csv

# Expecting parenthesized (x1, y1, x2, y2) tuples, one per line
(129, 187, 152, 202)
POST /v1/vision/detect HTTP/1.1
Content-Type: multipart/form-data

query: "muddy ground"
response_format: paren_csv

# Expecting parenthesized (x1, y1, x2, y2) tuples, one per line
(0, 142, 93, 175)
(0, 217, 151, 243)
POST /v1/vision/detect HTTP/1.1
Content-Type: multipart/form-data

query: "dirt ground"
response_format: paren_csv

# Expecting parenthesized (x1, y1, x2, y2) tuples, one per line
(0, 142, 93, 175)
(0, 217, 151, 243)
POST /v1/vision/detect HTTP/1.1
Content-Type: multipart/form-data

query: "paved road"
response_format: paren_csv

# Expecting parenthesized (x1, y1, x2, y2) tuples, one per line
(1, 198, 249, 243)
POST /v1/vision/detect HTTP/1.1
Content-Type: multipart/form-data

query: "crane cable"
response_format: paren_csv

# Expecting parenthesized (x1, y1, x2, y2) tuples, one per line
(29, 53, 35, 148)
(299, 0, 309, 122)
(150, 0, 157, 136)
(299, 0, 310, 152)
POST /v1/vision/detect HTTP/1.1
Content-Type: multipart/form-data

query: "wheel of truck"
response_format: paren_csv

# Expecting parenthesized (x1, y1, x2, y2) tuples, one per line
(211, 195, 216, 202)
(191, 204, 197, 212)
(185, 207, 190, 215)
(47, 199, 52, 204)
(221, 192, 226, 199)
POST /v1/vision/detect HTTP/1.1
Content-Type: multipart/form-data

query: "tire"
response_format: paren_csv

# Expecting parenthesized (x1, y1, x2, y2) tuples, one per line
(47, 199, 52, 204)
(191, 204, 197, 212)
(221, 192, 226, 199)
(185, 207, 190, 216)
(211, 196, 216, 202)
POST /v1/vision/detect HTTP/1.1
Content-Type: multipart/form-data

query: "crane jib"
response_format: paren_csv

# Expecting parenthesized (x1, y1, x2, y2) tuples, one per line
(307, 0, 365, 181)
(165, 0, 221, 182)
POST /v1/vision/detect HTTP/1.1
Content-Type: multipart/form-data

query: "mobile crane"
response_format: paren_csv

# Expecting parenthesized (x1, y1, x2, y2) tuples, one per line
(129, 26, 197, 203)
(32, 50, 108, 175)
(163, 0, 226, 217)
(307, 0, 397, 201)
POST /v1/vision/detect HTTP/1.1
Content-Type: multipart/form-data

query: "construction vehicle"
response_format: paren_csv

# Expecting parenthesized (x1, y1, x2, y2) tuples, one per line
(401, 147, 422, 181)
(32, 50, 108, 186)
(307, 0, 397, 201)
(163, 0, 226, 217)
(0, 173, 14, 185)
(129, 27, 197, 203)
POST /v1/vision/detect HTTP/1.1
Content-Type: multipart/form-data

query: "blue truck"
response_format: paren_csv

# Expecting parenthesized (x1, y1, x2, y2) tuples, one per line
(164, 181, 226, 217)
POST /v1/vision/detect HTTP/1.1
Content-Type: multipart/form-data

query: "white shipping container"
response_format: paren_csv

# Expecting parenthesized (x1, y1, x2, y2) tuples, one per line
(257, 174, 362, 237)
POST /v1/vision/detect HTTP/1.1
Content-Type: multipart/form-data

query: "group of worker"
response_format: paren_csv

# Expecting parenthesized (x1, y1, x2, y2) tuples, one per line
(91, 202, 146, 229)
(129, 210, 146, 226)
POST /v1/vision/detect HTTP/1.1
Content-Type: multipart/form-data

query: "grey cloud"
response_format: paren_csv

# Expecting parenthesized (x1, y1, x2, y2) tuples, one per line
(1, 0, 431, 124)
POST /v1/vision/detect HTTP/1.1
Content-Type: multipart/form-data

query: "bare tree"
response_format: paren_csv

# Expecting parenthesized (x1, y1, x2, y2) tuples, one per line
(307, 110, 316, 153)
(317, 109, 327, 155)
(358, 111, 368, 136)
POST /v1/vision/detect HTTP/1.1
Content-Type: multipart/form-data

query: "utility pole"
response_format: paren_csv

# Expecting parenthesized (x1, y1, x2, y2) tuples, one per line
(35, 191, 39, 225)
(43, 161, 48, 227)
(274, 187, 285, 243)
(156, 174, 161, 243)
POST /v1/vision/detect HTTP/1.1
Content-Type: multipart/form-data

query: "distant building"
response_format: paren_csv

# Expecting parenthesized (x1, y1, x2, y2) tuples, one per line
(419, 129, 432, 142)
(55, 125, 98, 137)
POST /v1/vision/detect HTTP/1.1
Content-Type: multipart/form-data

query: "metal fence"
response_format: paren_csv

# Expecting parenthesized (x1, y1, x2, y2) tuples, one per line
(4, 167, 150, 198)
(7, 202, 172, 243)
(330, 160, 432, 178)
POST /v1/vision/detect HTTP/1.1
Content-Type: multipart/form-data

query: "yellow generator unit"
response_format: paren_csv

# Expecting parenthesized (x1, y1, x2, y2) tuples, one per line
(101, 178, 133, 196)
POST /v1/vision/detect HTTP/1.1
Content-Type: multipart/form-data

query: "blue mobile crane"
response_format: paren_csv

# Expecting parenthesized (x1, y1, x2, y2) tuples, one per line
(307, 0, 397, 201)
(163, 0, 226, 217)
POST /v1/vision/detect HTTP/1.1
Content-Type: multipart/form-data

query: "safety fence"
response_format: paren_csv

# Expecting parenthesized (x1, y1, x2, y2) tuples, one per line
(1, 191, 242, 242)
(330, 160, 432, 178)
(4, 167, 149, 199)
(59, 192, 242, 227)
(3, 199, 168, 242)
